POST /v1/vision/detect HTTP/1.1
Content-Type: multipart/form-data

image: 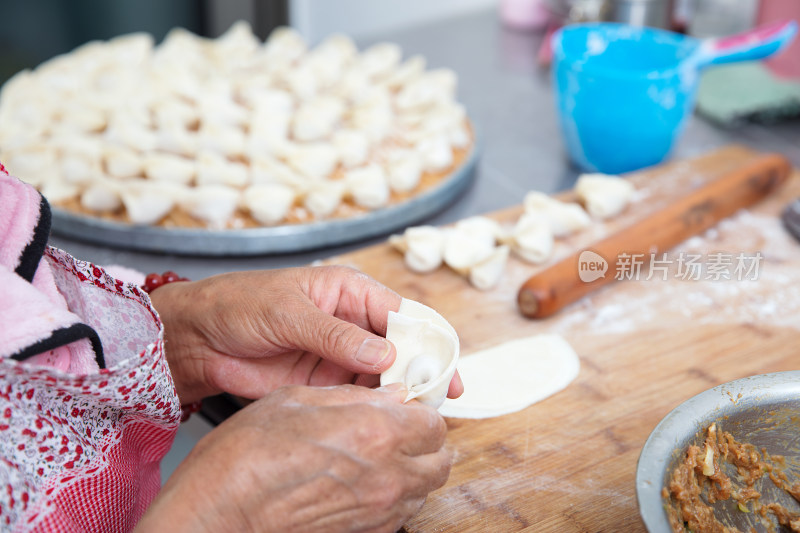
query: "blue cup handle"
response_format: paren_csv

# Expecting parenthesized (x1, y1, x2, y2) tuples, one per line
(695, 19, 798, 67)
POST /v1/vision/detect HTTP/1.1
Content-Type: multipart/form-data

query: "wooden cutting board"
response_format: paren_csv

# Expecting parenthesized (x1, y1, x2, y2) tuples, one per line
(321, 145, 800, 532)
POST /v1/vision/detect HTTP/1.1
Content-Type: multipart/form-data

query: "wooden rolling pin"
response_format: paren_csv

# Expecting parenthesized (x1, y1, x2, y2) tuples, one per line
(518, 153, 792, 318)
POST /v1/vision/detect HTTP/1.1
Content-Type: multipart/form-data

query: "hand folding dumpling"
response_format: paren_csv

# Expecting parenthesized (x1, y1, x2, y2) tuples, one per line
(381, 298, 459, 408)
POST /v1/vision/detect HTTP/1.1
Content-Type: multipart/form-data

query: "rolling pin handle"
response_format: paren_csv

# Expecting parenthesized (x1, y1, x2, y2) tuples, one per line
(517, 287, 541, 318)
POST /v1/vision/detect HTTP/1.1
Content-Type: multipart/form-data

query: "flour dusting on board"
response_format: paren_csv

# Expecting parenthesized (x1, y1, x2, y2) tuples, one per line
(544, 210, 800, 336)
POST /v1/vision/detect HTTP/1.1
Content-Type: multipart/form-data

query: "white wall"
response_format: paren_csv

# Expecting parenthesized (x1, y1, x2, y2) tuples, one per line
(289, 0, 497, 43)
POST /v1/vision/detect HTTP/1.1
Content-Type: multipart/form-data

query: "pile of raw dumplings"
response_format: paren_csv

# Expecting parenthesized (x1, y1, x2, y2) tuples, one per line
(0, 22, 471, 228)
(390, 173, 635, 290)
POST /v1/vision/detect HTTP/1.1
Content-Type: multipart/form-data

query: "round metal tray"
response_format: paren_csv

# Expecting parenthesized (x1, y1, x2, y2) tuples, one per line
(51, 141, 479, 256)
(636, 371, 800, 533)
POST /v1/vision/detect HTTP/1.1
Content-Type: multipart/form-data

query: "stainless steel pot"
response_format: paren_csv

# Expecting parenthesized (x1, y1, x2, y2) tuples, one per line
(610, 0, 672, 29)
(546, 0, 673, 29)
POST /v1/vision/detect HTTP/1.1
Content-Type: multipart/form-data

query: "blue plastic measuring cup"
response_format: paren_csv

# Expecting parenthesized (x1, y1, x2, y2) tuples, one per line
(552, 20, 797, 174)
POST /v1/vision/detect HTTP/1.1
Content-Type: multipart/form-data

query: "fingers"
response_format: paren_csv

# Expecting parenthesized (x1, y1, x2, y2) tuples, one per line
(447, 370, 464, 399)
(289, 301, 399, 375)
(305, 266, 402, 336)
(404, 447, 453, 496)
(391, 402, 448, 457)
(272, 382, 410, 408)
(307, 358, 356, 388)
(352, 273, 402, 337)
(264, 384, 452, 525)
(267, 385, 446, 457)
(361, 450, 449, 533)
(353, 373, 380, 388)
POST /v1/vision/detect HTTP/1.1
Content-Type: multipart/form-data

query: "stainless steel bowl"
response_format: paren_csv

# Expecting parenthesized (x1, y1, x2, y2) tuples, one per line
(636, 371, 800, 532)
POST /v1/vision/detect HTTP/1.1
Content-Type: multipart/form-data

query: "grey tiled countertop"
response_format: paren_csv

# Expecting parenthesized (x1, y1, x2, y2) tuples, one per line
(50, 8, 800, 279)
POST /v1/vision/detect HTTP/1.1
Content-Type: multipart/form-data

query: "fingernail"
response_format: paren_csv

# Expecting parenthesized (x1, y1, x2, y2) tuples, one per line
(356, 338, 391, 367)
(377, 382, 406, 393)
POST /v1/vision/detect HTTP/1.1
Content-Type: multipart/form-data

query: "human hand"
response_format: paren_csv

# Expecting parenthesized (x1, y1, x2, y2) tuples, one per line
(136, 384, 451, 533)
(150, 266, 463, 404)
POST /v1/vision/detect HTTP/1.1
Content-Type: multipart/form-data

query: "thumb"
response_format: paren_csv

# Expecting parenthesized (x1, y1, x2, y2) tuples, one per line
(292, 306, 397, 375)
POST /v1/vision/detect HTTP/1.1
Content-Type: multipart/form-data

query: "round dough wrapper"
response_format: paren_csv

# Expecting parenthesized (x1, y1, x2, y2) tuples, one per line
(438, 334, 579, 419)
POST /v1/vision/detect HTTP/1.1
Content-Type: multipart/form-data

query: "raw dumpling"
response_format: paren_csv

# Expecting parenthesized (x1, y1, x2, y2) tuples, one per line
(2, 144, 57, 186)
(59, 153, 100, 185)
(262, 26, 307, 68)
(152, 97, 198, 130)
(523, 192, 590, 238)
(198, 91, 248, 128)
(178, 184, 240, 227)
(286, 142, 339, 180)
(396, 69, 457, 111)
(57, 105, 106, 133)
(389, 225, 445, 273)
(442, 218, 499, 275)
(39, 178, 80, 203)
(284, 62, 320, 101)
(469, 244, 509, 291)
(243, 183, 296, 225)
(332, 129, 370, 169)
(350, 103, 393, 143)
(574, 173, 635, 219)
(250, 155, 308, 193)
(383, 148, 422, 193)
(249, 109, 291, 152)
(383, 55, 426, 90)
(345, 164, 389, 209)
(104, 144, 143, 179)
(503, 212, 554, 264)
(156, 125, 199, 158)
(196, 152, 249, 187)
(198, 123, 246, 158)
(358, 42, 402, 80)
(304, 34, 357, 88)
(292, 96, 345, 142)
(105, 123, 157, 153)
(80, 177, 121, 212)
(382, 298, 459, 408)
(304, 179, 345, 219)
(119, 180, 185, 225)
(454, 216, 502, 245)
(416, 135, 453, 172)
(143, 153, 196, 185)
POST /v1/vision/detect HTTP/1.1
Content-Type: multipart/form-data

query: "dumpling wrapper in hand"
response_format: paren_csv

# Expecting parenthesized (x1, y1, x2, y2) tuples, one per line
(381, 298, 459, 409)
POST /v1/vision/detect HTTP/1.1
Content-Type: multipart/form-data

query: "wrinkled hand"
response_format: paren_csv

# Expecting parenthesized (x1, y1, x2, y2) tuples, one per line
(136, 385, 451, 533)
(150, 266, 463, 404)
